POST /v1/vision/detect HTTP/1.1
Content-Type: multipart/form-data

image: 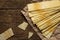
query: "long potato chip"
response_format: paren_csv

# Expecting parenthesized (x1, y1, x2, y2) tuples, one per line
(39, 17, 60, 30)
(29, 9, 59, 17)
(30, 10, 60, 24)
(27, 1, 60, 11)
(36, 12, 60, 27)
(42, 23, 59, 38)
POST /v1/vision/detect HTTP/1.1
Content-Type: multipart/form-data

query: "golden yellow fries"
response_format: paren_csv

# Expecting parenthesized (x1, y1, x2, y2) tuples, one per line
(27, 1, 60, 38)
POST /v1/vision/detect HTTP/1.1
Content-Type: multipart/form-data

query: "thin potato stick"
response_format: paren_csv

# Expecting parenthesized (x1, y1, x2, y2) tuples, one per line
(31, 10, 60, 24)
(36, 12, 60, 27)
(39, 17, 60, 30)
(42, 23, 59, 38)
(29, 8, 60, 17)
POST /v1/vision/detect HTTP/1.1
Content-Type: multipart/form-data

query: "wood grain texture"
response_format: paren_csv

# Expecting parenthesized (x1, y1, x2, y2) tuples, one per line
(0, 10, 41, 40)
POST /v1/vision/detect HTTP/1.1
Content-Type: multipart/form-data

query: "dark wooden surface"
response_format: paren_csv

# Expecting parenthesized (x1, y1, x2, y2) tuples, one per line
(0, 0, 41, 40)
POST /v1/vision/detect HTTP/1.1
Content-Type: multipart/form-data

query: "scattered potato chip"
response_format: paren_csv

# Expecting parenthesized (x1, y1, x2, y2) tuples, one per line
(18, 22, 28, 30)
(0, 28, 14, 40)
(28, 32, 33, 38)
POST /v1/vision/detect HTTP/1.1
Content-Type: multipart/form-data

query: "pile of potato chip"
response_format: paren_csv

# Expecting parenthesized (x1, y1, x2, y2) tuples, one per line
(27, 1, 60, 38)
